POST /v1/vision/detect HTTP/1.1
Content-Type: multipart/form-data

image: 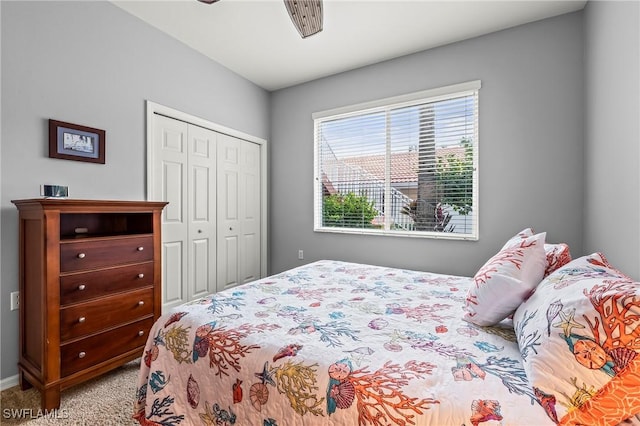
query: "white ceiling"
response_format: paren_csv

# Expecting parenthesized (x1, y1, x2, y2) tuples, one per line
(112, 0, 587, 91)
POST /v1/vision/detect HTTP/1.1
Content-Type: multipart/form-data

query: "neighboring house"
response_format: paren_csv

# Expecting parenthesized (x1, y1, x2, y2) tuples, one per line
(322, 145, 470, 232)
(340, 146, 466, 200)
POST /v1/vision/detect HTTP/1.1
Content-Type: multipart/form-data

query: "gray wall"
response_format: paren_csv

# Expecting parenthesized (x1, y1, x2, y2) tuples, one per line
(270, 12, 585, 277)
(0, 1, 269, 380)
(583, 0, 640, 279)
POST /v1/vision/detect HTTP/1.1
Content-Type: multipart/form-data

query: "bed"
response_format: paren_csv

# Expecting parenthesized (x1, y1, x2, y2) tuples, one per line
(133, 229, 640, 425)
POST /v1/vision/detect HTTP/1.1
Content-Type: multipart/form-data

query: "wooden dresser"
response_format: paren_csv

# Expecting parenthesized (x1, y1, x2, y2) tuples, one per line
(11, 199, 167, 410)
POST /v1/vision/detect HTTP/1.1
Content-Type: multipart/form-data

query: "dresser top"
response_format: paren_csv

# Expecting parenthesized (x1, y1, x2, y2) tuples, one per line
(12, 198, 168, 211)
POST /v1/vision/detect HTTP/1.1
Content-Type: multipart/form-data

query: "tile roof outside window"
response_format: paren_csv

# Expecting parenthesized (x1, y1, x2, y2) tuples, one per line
(341, 146, 466, 184)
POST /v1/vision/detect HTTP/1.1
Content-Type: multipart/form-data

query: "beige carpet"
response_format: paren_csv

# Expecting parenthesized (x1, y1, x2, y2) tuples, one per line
(0, 360, 140, 425)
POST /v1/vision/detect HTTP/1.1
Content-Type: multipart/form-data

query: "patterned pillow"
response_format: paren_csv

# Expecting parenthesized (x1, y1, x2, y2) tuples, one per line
(543, 243, 572, 277)
(508, 228, 572, 277)
(463, 229, 546, 326)
(513, 253, 640, 425)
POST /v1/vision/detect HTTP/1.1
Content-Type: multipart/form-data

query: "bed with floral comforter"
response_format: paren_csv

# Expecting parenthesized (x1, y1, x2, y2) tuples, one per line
(133, 259, 555, 425)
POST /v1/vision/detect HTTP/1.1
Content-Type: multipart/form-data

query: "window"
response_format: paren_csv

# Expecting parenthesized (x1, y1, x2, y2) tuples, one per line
(313, 80, 480, 239)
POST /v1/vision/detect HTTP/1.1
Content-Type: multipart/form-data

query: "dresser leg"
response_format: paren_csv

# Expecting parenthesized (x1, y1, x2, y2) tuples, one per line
(42, 386, 61, 411)
(18, 370, 33, 390)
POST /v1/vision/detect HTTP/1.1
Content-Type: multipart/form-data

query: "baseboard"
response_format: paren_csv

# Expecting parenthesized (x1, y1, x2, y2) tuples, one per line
(1, 374, 19, 391)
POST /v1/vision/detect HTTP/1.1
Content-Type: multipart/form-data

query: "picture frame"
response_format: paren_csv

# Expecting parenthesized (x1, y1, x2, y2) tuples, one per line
(49, 119, 105, 164)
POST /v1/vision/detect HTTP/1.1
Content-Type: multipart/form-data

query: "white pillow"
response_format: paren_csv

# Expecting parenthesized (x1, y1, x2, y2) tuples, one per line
(463, 229, 546, 326)
(506, 228, 572, 277)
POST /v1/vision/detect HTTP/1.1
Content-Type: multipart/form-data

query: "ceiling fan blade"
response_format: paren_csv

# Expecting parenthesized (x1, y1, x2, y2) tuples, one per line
(197, 0, 220, 4)
(283, 0, 323, 38)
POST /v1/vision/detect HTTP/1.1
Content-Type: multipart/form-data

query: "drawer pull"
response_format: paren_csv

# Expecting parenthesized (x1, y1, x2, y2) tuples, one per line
(78, 317, 86, 323)
(77, 253, 86, 259)
(138, 330, 145, 336)
(137, 273, 145, 279)
(138, 300, 145, 306)
(78, 284, 86, 291)
(78, 351, 86, 359)
(137, 246, 144, 251)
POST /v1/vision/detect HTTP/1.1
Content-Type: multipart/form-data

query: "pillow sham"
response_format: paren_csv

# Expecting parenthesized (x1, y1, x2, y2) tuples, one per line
(513, 253, 640, 425)
(543, 243, 572, 277)
(508, 227, 572, 277)
(463, 229, 546, 326)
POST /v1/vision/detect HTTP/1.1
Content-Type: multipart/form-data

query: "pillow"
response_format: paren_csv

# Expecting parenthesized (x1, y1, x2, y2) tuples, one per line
(508, 228, 572, 277)
(513, 253, 640, 425)
(463, 229, 546, 326)
(543, 243, 572, 277)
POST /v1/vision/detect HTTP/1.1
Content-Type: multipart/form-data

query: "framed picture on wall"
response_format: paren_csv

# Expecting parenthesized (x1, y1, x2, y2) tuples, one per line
(49, 119, 105, 164)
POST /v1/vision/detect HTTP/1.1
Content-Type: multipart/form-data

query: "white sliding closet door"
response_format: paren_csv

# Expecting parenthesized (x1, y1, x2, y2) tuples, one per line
(148, 103, 266, 313)
(217, 133, 261, 291)
(152, 115, 217, 311)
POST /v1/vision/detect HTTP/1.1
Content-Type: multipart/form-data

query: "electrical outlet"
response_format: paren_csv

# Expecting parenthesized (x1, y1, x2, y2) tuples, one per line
(298, 249, 304, 260)
(10, 291, 19, 311)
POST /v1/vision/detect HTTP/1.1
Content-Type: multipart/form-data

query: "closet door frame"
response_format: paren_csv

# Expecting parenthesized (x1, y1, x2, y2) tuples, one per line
(145, 100, 268, 310)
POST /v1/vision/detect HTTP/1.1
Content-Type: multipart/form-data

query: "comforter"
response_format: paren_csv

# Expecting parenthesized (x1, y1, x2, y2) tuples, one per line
(134, 260, 552, 425)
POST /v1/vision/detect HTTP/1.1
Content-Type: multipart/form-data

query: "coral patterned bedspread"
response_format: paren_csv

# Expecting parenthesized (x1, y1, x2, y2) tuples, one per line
(133, 260, 552, 425)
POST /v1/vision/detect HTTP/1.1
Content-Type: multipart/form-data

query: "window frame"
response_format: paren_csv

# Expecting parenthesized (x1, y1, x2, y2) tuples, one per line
(313, 80, 480, 240)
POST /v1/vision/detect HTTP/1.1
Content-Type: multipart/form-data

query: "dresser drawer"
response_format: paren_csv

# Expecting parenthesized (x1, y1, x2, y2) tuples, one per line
(60, 288, 153, 342)
(60, 317, 154, 377)
(60, 235, 153, 272)
(60, 262, 154, 305)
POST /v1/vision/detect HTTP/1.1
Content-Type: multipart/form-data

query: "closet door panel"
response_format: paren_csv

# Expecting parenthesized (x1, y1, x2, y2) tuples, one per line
(188, 125, 217, 300)
(163, 162, 184, 223)
(153, 116, 188, 311)
(217, 135, 241, 291)
(191, 239, 210, 296)
(192, 167, 210, 221)
(163, 241, 184, 306)
(242, 233, 259, 283)
(217, 135, 261, 289)
(221, 236, 239, 288)
(240, 141, 261, 283)
(224, 173, 239, 220)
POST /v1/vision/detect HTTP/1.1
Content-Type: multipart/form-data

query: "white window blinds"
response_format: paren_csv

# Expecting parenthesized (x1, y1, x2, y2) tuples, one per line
(313, 81, 480, 239)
